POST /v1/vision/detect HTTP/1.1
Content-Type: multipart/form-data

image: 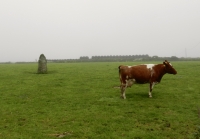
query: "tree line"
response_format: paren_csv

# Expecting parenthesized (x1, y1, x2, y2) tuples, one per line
(1, 54, 199, 64)
(47, 54, 199, 63)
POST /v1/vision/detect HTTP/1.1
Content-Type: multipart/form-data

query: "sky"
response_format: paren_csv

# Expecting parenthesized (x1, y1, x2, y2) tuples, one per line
(0, 0, 200, 62)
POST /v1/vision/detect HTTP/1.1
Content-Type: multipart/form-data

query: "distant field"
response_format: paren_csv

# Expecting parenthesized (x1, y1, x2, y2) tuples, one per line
(0, 61, 200, 139)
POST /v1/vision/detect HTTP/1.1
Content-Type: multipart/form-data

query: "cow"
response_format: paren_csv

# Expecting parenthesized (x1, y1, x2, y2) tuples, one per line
(118, 60, 177, 99)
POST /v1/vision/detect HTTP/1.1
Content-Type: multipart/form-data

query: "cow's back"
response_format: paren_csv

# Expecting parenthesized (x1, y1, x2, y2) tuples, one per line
(119, 65, 152, 84)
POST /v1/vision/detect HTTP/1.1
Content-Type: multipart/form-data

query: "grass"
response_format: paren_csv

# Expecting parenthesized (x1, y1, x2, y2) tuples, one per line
(0, 61, 200, 139)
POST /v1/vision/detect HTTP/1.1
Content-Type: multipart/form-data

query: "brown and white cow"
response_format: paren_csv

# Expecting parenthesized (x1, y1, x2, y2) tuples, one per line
(118, 60, 177, 99)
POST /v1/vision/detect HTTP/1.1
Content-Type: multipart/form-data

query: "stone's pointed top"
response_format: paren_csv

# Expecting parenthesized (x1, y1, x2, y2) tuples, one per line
(39, 54, 45, 57)
(39, 54, 46, 61)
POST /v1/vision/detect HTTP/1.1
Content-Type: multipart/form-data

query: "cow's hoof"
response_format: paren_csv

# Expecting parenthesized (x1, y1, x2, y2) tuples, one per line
(120, 96, 126, 99)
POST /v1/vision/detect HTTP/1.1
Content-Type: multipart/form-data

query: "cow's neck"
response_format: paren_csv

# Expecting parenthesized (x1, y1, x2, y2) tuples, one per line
(153, 64, 166, 82)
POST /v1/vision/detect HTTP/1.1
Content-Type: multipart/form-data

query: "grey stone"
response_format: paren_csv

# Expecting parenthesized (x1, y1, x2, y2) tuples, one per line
(38, 54, 47, 74)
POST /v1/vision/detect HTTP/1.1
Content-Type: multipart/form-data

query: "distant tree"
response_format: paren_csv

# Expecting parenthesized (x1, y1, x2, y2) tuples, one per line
(80, 56, 89, 60)
(152, 55, 159, 59)
(171, 56, 179, 61)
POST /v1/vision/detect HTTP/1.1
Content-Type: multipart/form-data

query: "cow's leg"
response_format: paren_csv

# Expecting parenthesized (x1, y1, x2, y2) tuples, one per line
(120, 84, 127, 99)
(149, 83, 153, 97)
(149, 82, 155, 98)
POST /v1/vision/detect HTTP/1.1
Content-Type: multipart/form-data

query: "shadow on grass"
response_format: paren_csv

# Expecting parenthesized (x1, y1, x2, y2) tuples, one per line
(126, 92, 149, 99)
(113, 87, 150, 100)
(23, 70, 58, 74)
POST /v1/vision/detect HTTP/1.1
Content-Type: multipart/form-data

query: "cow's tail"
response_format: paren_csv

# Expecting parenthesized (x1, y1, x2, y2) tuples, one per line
(118, 66, 122, 87)
(118, 65, 122, 73)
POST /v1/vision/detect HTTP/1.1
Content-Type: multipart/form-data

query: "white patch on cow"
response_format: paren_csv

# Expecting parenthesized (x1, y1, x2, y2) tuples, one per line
(152, 82, 159, 87)
(152, 82, 156, 89)
(145, 64, 155, 70)
(126, 79, 135, 87)
(120, 84, 127, 99)
(151, 69, 155, 77)
(120, 74, 122, 80)
(149, 82, 158, 98)
(128, 66, 132, 68)
(169, 63, 172, 66)
(149, 92, 152, 98)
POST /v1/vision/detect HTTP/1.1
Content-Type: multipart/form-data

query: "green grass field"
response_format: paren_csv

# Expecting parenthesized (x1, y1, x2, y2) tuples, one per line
(0, 61, 200, 139)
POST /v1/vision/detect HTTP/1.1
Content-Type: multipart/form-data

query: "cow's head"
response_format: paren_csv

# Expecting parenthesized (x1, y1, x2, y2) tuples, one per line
(163, 60, 177, 74)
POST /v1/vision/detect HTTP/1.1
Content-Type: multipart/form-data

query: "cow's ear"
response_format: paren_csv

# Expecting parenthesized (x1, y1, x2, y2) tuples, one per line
(163, 61, 167, 65)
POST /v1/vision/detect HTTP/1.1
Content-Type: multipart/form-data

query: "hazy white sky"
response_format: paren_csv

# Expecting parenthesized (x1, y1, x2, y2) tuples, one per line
(0, 0, 200, 62)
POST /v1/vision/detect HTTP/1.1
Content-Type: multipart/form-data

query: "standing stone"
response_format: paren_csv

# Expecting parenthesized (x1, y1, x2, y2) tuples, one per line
(38, 54, 47, 74)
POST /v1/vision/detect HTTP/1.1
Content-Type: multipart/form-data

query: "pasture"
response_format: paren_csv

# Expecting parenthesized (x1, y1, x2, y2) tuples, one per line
(0, 61, 200, 139)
